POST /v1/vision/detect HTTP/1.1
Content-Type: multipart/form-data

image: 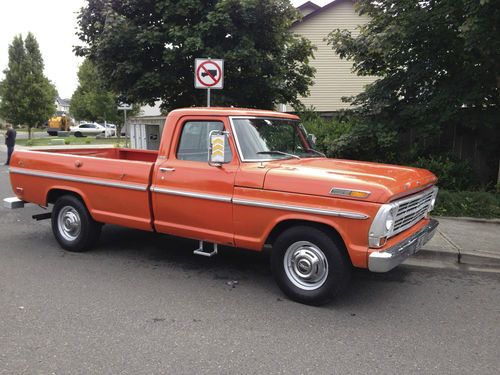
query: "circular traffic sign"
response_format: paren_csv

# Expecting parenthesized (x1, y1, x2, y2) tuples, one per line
(196, 60, 223, 88)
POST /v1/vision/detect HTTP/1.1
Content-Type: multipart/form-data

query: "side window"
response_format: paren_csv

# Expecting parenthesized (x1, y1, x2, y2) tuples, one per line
(177, 121, 232, 162)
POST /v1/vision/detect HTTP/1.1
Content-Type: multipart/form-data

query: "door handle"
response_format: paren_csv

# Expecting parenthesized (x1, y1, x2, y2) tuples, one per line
(159, 167, 175, 173)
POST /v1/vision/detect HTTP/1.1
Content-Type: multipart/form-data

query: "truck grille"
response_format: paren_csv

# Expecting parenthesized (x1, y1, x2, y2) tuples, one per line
(392, 187, 436, 236)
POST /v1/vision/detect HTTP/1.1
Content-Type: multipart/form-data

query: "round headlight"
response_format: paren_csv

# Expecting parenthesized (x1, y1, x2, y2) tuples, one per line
(385, 211, 395, 232)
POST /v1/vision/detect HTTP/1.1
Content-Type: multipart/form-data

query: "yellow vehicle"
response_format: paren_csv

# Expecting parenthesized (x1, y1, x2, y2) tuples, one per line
(47, 114, 71, 136)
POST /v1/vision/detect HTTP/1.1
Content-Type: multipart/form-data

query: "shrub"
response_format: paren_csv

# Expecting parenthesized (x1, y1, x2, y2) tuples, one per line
(301, 112, 398, 163)
(25, 140, 34, 146)
(412, 154, 478, 191)
(85, 139, 92, 144)
(64, 139, 71, 145)
(434, 190, 500, 218)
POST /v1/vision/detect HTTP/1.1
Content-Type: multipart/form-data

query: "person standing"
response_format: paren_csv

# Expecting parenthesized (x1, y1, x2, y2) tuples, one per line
(4, 124, 16, 166)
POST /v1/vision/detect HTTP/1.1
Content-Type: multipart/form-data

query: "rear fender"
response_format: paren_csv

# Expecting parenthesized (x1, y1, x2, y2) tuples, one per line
(45, 185, 94, 217)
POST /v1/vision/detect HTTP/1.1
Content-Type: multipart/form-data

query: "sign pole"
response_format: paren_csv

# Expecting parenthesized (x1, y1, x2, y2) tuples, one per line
(207, 88, 211, 108)
(124, 109, 128, 148)
(118, 103, 132, 148)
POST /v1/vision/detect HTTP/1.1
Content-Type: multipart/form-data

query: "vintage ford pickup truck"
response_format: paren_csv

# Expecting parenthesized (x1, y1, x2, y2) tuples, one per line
(4, 108, 439, 305)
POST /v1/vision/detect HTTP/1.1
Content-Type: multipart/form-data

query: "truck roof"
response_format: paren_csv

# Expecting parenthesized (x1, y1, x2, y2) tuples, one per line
(168, 107, 300, 120)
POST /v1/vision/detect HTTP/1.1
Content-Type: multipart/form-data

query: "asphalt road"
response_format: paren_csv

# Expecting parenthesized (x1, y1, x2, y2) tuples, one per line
(0, 152, 499, 374)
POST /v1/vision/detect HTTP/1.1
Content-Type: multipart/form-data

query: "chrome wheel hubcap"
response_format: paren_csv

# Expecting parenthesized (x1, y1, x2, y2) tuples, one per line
(58, 206, 81, 241)
(284, 241, 328, 290)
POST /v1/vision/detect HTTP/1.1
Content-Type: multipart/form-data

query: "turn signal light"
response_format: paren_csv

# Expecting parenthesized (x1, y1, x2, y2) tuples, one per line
(331, 188, 371, 199)
(349, 191, 370, 198)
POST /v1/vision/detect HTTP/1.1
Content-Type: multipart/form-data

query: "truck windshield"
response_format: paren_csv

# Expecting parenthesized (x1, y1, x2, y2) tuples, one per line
(231, 118, 321, 161)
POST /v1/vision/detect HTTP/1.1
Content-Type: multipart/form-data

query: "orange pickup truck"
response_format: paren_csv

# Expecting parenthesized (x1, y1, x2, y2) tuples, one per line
(4, 108, 439, 305)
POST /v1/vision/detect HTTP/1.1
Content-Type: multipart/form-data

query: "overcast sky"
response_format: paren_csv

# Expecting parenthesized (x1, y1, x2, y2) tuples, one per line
(0, 0, 333, 99)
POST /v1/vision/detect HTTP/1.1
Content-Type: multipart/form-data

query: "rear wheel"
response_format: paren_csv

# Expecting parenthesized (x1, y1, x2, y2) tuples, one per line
(271, 226, 351, 305)
(74, 131, 84, 137)
(51, 195, 101, 252)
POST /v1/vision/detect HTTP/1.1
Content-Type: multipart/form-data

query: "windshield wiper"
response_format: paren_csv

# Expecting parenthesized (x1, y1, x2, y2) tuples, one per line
(256, 151, 301, 160)
(306, 148, 326, 157)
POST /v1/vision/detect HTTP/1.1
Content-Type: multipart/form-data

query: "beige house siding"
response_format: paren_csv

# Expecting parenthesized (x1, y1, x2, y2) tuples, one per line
(291, 0, 375, 112)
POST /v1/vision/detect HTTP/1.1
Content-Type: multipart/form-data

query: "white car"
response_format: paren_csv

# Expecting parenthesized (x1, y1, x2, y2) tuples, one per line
(103, 123, 117, 137)
(70, 123, 112, 137)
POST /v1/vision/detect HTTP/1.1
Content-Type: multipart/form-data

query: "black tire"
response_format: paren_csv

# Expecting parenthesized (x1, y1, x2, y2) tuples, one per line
(51, 195, 101, 252)
(74, 131, 84, 137)
(271, 225, 351, 306)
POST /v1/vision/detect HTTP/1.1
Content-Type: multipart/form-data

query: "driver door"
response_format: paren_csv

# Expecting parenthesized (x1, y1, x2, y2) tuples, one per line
(151, 116, 238, 246)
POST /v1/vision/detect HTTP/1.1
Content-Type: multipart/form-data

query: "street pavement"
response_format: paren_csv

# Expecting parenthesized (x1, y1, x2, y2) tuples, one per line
(1, 150, 499, 374)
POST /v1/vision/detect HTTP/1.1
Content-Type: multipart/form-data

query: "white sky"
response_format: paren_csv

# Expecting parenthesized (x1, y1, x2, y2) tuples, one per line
(0, 0, 333, 99)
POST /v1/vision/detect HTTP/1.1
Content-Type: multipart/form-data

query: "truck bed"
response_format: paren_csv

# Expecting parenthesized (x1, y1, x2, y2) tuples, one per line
(9, 148, 158, 231)
(40, 147, 159, 163)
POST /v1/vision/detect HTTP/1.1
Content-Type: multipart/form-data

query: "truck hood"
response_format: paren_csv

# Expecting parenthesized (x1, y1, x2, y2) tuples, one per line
(263, 158, 438, 203)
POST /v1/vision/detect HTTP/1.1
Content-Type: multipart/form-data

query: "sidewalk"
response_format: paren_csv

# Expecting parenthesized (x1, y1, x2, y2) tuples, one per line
(412, 217, 500, 271)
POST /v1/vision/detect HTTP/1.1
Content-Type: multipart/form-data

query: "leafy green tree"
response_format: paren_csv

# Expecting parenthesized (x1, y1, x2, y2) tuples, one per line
(0, 33, 57, 138)
(327, 0, 499, 132)
(75, 0, 315, 111)
(70, 59, 118, 123)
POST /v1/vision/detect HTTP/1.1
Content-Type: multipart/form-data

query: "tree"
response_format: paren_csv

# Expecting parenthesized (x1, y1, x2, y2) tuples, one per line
(327, 0, 499, 132)
(0, 33, 57, 138)
(70, 59, 119, 123)
(74, 0, 315, 111)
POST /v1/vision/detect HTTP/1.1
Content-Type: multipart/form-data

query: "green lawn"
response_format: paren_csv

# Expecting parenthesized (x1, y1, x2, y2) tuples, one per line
(16, 136, 127, 147)
(16, 128, 46, 133)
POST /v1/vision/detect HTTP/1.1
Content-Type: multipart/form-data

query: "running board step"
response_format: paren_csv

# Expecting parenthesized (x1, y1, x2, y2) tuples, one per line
(193, 241, 218, 257)
(32, 212, 52, 221)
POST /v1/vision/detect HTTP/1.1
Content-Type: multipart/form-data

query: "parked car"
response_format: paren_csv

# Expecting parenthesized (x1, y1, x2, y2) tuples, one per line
(103, 123, 117, 137)
(70, 123, 111, 137)
(4, 107, 439, 305)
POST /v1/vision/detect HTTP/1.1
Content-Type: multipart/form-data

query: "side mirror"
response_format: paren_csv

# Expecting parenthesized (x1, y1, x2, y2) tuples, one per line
(208, 130, 230, 167)
(307, 133, 317, 147)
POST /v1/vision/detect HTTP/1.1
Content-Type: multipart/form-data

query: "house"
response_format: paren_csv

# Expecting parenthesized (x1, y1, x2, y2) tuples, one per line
(291, 0, 375, 114)
(55, 97, 71, 114)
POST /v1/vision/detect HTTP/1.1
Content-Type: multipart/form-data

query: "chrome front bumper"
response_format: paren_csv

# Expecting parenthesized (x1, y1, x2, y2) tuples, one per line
(368, 219, 439, 273)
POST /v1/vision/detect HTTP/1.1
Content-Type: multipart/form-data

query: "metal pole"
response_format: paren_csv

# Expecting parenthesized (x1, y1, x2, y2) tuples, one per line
(207, 88, 211, 108)
(124, 109, 128, 148)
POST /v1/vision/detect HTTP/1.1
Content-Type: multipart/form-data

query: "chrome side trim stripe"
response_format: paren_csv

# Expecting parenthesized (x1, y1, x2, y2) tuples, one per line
(11, 167, 368, 219)
(232, 198, 369, 220)
(9, 167, 148, 192)
(151, 187, 367, 219)
(151, 186, 232, 203)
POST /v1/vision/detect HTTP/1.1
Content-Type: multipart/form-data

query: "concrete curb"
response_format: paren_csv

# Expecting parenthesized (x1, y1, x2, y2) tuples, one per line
(434, 216, 500, 224)
(414, 247, 500, 271)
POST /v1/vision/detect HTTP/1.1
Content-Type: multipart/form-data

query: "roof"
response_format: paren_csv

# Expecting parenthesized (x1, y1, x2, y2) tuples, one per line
(168, 107, 299, 120)
(295, 0, 354, 24)
(297, 1, 321, 11)
(56, 97, 71, 106)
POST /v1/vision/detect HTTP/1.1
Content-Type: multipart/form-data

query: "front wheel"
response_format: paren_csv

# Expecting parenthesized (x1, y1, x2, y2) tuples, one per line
(271, 226, 351, 305)
(51, 195, 101, 252)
